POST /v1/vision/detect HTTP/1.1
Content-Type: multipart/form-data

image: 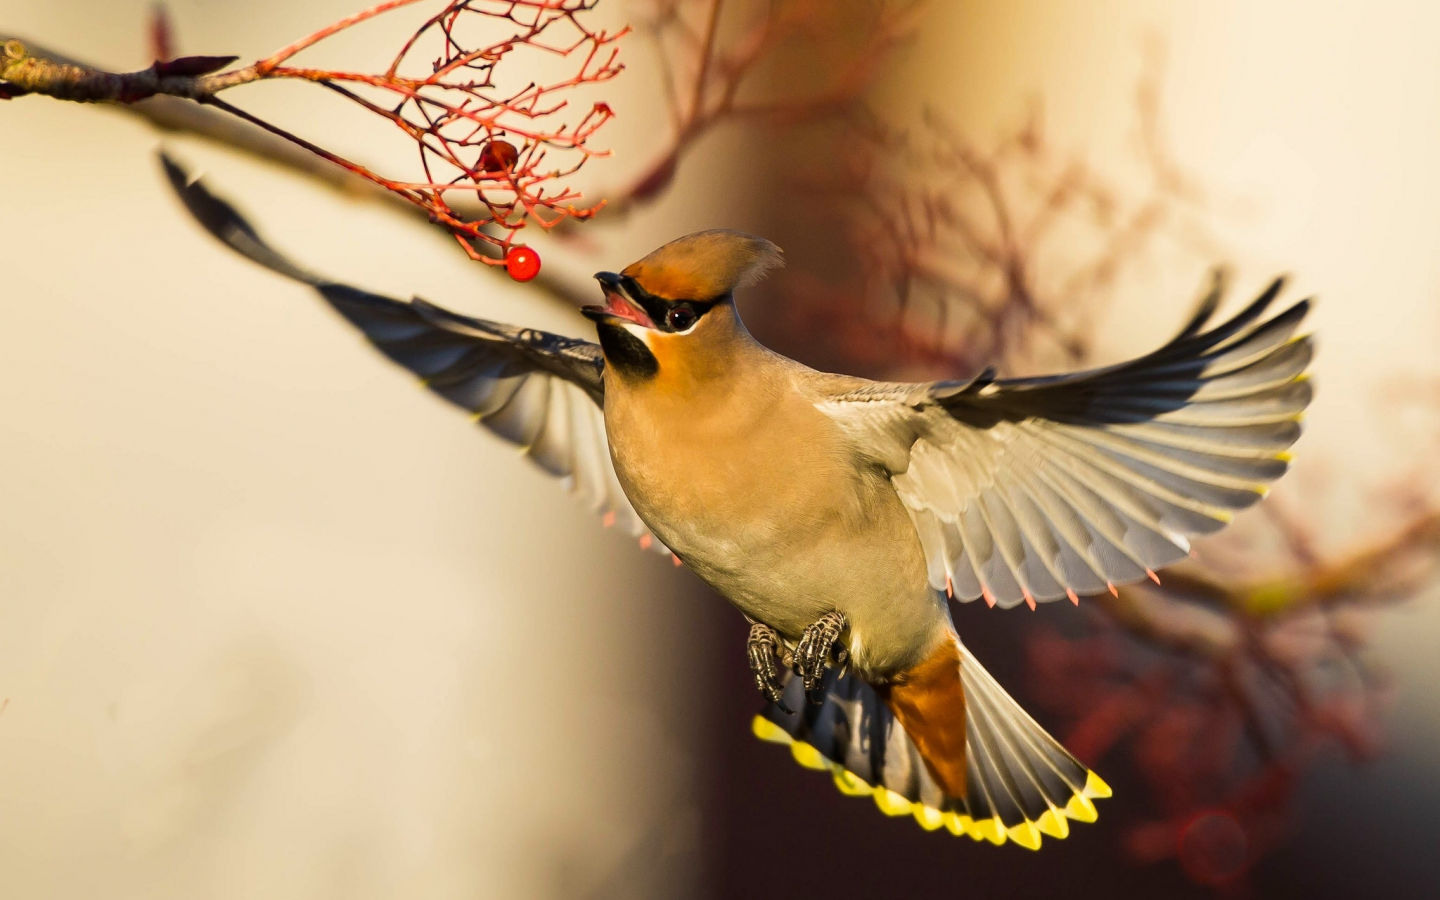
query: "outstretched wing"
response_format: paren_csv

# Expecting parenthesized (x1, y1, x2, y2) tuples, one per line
(817, 275, 1313, 608)
(162, 155, 663, 552)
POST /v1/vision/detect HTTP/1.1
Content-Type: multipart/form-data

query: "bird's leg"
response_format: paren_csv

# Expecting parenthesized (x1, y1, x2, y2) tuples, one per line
(794, 611, 849, 695)
(747, 622, 793, 714)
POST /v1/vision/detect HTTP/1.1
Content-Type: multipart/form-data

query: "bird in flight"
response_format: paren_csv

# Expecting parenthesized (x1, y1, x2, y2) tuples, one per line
(165, 157, 1313, 850)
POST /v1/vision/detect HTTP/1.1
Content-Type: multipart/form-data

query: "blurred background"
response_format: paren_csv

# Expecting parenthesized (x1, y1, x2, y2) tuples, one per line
(3, 1, 1440, 897)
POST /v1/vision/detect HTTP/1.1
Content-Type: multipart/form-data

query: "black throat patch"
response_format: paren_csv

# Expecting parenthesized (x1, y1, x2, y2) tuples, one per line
(595, 321, 659, 381)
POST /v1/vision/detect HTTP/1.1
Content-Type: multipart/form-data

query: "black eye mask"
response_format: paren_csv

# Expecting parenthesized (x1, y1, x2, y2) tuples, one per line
(620, 276, 725, 333)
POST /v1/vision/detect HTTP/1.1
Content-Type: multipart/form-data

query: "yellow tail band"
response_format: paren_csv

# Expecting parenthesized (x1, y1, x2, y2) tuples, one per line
(752, 715, 1111, 850)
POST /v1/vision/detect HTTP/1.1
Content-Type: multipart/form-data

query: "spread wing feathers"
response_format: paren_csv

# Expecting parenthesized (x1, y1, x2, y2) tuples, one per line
(752, 642, 1110, 849)
(817, 275, 1313, 608)
(161, 154, 662, 550)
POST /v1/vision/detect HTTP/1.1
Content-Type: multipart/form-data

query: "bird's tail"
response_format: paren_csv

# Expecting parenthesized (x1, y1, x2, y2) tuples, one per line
(752, 638, 1110, 849)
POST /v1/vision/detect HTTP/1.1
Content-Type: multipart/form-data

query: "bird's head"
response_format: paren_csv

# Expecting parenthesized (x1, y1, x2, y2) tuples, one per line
(583, 229, 782, 382)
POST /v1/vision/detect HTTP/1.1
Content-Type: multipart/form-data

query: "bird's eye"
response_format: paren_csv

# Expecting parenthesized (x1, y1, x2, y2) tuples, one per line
(666, 307, 697, 331)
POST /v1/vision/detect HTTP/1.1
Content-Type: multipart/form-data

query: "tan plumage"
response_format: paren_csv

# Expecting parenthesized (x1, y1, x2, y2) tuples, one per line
(620, 228, 783, 301)
(168, 168, 1311, 851)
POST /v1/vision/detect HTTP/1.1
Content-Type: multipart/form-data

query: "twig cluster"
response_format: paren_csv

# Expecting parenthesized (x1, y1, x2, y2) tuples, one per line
(779, 43, 1221, 380)
(607, 0, 917, 208)
(2, 1, 628, 263)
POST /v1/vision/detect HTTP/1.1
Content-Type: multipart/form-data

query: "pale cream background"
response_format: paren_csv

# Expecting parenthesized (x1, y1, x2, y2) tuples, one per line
(0, 1, 741, 898)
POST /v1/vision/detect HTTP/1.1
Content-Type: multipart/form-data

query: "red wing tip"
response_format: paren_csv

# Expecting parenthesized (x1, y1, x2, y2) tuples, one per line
(1146, 568, 1161, 585)
(944, 575, 954, 599)
(1066, 589, 1080, 606)
(1023, 590, 1036, 611)
(602, 510, 617, 528)
(671, 553, 682, 566)
(1107, 582, 1119, 598)
(981, 586, 997, 608)
(638, 533, 653, 550)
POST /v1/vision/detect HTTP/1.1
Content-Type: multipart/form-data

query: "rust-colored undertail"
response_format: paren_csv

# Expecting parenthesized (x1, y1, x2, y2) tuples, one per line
(876, 634, 968, 798)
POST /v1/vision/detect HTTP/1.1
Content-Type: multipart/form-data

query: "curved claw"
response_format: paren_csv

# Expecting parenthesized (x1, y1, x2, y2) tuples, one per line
(747, 622, 793, 714)
(793, 611, 848, 694)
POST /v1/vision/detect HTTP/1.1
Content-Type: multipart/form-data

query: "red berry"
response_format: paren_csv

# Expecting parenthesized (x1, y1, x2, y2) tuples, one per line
(505, 245, 541, 282)
(478, 139, 518, 173)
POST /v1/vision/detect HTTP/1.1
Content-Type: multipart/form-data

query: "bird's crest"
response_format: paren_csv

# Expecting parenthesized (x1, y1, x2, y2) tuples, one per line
(622, 229, 782, 301)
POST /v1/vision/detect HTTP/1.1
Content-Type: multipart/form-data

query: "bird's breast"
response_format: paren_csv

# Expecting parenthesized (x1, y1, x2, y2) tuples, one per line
(602, 374, 938, 673)
(605, 378, 853, 561)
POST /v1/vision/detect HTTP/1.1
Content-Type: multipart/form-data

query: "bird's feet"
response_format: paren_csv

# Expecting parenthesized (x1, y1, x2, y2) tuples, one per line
(747, 622, 792, 714)
(794, 611, 849, 695)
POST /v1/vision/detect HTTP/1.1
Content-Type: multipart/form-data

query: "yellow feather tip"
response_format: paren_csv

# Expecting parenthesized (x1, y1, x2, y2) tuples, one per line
(1036, 808, 1070, 839)
(1007, 820, 1043, 851)
(751, 716, 1109, 847)
(873, 788, 914, 817)
(832, 769, 874, 797)
(790, 741, 832, 772)
(1084, 770, 1113, 799)
(913, 804, 946, 831)
(943, 813, 975, 839)
(1065, 793, 1099, 823)
(976, 817, 1007, 846)
(751, 715, 792, 745)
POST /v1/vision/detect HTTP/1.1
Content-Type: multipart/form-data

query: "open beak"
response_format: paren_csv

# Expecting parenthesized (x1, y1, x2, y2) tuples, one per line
(582, 272, 655, 328)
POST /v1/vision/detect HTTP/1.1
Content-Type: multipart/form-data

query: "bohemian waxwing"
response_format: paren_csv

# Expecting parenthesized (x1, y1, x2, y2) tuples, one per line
(169, 165, 1313, 849)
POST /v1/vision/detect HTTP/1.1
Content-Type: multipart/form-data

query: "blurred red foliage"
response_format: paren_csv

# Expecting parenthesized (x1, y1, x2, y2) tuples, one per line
(1019, 496, 1435, 887)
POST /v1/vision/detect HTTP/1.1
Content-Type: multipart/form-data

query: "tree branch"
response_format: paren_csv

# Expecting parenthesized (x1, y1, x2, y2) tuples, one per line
(4, 0, 629, 265)
(1, 38, 256, 102)
(0, 34, 426, 209)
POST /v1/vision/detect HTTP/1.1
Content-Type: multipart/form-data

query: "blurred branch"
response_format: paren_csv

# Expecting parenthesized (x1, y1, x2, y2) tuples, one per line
(598, 0, 919, 211)
(775, 37, 1228, 382)
(780, 95, 1214, 379)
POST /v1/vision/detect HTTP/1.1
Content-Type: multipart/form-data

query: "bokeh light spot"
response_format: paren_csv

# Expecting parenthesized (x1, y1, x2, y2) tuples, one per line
(1179, 811, 1249, 886)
